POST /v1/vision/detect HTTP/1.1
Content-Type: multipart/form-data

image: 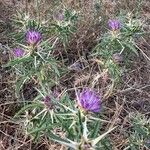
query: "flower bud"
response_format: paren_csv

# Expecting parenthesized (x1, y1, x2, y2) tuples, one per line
(26, 30, 42, 45)
(112, 53, 124, 64)
(13, 48, 24, 57)
(108, 19, 121, 31)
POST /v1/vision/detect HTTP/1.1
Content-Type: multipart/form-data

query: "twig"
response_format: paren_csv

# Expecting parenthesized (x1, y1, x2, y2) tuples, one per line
(135, 45, 150, 62)
(0, 130, 25, 144)
(117, 84, 150, 94)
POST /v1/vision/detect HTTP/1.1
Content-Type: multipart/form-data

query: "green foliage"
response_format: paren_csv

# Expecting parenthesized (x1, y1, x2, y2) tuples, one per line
(93, 13, 143, 82)
(11, 13, 45, 43)
(51, 9, 78, 46)
(128, 113, 150, 150)
(13, 87, 114, 149)
(7, 52, 64, 93)
(6, 6, 79, 95)
(7, 11, 73, 93)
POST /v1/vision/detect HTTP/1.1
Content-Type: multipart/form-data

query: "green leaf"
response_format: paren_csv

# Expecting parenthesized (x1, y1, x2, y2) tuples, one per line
(29, 124, 52, 135)
(61, 93, 75, 110)
(14, 102, 43, 118)
(4, 56, 33, 67)
(91, 120, 100, 138)
(47, 131, 77, 149)
(92, 126, 116, 146)
(51, 63, 60, 76)
(15, 76, 29, 94)
(123, 42, 139, 56)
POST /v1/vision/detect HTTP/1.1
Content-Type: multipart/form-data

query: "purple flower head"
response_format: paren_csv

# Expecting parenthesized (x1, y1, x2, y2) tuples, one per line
(52, 90, 61, 100)
(78, 89, 101, 113)
(56, 13, 64, 21)
(13, 48, 24, 57)
(43, 91, 61, 109)
(26, 30, 42, 45)
(108, 19, 121, 30)
(54, 10, 65, 21)
(43, 96, 53, 109)
(57, 14, 64, 21)
(112, 53, 124, 64)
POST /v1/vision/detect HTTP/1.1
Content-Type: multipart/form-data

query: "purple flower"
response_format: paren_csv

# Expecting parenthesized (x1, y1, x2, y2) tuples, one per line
(78, 89, 101, 113)
(54, 10, 65, 21)
(43, 91, 60, 109)
(55, 13, 64, 21)
(26, 30, 42, 45)
(57, 14, 64, 21)
(108, 19, 121, 30)
(112, 53, 124, 64)
(44, 96, 53, 109)
(13, 48, 24, 57)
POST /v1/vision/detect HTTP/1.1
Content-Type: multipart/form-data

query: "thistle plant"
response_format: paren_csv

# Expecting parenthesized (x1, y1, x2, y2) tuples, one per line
(93, 13, 143, 83)
(14, 87, 115, 149)
(5, 7, 79, 94)
(6, 15, 67, 94)
(52, 9, 78, 46)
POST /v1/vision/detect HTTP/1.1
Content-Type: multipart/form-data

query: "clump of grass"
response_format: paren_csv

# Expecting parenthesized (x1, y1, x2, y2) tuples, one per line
(128, 113, 150, 149)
